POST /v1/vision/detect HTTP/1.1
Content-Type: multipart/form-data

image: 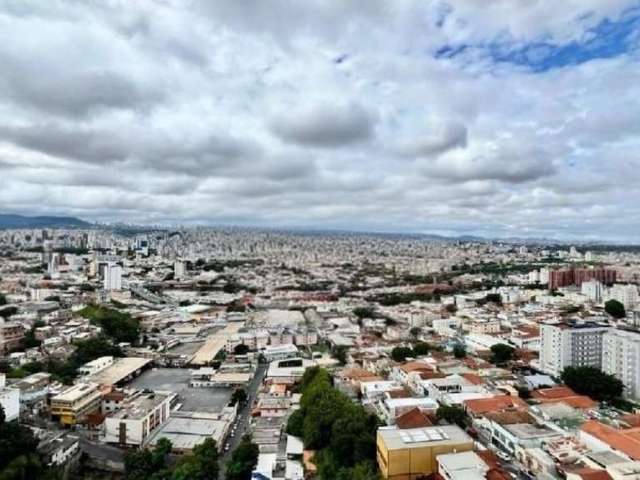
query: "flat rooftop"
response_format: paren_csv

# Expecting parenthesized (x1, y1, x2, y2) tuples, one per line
(88, 357, 152, 386)
(504, 423, 560, 440)
(110, 391, 173, 421)
(52, 383, 99, 403)
(378, 425, 472, 451)
(190, 323, 242, 366)
(148, 415, 228, 450)
(129, 368, 232, 413)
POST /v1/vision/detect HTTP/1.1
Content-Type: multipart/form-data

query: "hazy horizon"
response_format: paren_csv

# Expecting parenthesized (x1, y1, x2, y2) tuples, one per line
(1, 2, 639, 241)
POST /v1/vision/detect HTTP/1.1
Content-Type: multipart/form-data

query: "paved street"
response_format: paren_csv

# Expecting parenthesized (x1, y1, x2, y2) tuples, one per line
(218, 363, 268, 479)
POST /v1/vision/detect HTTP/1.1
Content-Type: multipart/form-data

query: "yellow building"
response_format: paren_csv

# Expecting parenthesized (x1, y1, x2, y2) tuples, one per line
(376, 425, 474, 480)
(50, 382, 102, 426)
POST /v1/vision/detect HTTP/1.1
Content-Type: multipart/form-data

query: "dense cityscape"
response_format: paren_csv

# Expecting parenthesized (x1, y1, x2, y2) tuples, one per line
(0, 223, 640, 479)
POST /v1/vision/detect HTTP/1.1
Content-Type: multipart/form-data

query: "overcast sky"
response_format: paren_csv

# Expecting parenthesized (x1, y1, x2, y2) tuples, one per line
(1, 1, 639, 241)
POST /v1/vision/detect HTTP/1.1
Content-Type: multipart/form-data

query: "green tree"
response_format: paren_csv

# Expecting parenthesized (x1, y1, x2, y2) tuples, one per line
(78, 305, 140, 344)
(332, 346, 349, 365)
(230, 388, 248, 406)
(605, 299, 626, 318)
(490, 343, 515, 365)
(286, 409, 305, 437)
(516, 386, 531, 399)
(353, 307, 375, 319)
(172, 437, 219, 480)
(225, 437, 258, 480)
(484, 293, 502, 305)
(0, 405, 48, 479)
(72, 336, 123, 365)
(22, 328, 41, 349)
(561, 366, 624, 402)
(412, 342, 430, 356)
(233, 344, 250, 355)
(291, 368, 379, 478)
(0, 306, 18, 319)
(124, 438, 172, 480)
(0, 293, 6, 306)
(0, 454, 44, 480)
(436, 405, 467, 428)
(391, 346, 413, 362)
(453, 344, 467, 359)
(444, 303, 457, 314)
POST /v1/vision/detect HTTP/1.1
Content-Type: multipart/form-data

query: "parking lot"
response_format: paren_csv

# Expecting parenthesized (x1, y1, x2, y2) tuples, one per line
(129, 367, 232, 413)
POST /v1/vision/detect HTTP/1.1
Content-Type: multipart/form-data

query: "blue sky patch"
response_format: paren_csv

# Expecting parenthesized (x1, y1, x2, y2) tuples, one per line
(436, 6, 640, 72)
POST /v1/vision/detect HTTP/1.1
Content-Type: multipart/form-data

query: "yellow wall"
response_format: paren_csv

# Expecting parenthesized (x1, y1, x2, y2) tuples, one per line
(377, 433, 474, 480)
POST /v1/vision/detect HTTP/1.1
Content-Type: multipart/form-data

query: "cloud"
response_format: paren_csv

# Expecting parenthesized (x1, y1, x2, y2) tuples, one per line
(420, 141, 556, 183)
(0, 123, 259, 173)
(397, 121, 468, 156)
(0, 10, 165, 117)
(268, 101, 376, 147)
(0, 1, 639, 240)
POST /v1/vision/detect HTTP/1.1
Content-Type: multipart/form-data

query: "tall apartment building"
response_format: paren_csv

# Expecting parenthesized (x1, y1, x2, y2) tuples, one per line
(607, 284, 639, 311)
(174, 259, 187, 280)
(539, 321, 610, 377)
(0, 374, 20, 422)
(0, 319, 25, 354)
(602, 329, 640, 399)
(581, 280, 603, 303)
(549, 267, 617, 290)
(103, 263, 123, 291)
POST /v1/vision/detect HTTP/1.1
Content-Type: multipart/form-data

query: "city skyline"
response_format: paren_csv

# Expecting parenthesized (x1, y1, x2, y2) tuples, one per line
(1, 1, 639, 240)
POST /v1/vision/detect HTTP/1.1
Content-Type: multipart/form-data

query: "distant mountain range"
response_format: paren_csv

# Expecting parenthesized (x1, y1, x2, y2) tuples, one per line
(0, 213, 632, 246)
(0, 214, 91, 229)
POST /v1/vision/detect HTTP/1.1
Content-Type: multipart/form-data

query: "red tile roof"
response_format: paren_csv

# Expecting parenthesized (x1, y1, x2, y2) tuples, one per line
(464, 395, 528, 416)
(581, 421, 640, 461)
(395, 407, 434, 429)
(400, 361, 434, 374)
(532, 386, 577, 399)
(564, 467, 612, 480)
(532, 386, 597, 409)
(461, 373, 485, 385)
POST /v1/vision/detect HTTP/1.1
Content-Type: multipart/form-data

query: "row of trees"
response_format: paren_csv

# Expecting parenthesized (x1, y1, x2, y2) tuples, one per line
(78, 305, 141, 344)
(0, 405, 60, 479)
(125, 436, 258, 480)
(561, 366, 624, 402)
(489, 343, 516, 365)
(286, 367, 379, 480)
(366, 291, 441, 306)
(390, 342, 432, 362)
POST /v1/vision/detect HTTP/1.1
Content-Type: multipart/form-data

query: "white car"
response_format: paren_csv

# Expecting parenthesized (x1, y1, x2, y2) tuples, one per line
(496, 451, 511, 461)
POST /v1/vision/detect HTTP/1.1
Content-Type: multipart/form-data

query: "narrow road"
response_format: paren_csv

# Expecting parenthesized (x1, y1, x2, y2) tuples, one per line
(218, 363, 268, 479)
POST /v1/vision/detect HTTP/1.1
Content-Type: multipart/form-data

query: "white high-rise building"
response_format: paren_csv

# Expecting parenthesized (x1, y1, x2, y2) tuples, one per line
(540, 268, 550, 285)
(581, 280, 603, 303)
(0, 374, 20, 422)
(103, 263, 123, 291)
(528, 270, 540, 284)
(540, 321, 610, 377)
(607, 284, 639, 311)
(174, 259, 187, 280)
(602, 329, 640, 399)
